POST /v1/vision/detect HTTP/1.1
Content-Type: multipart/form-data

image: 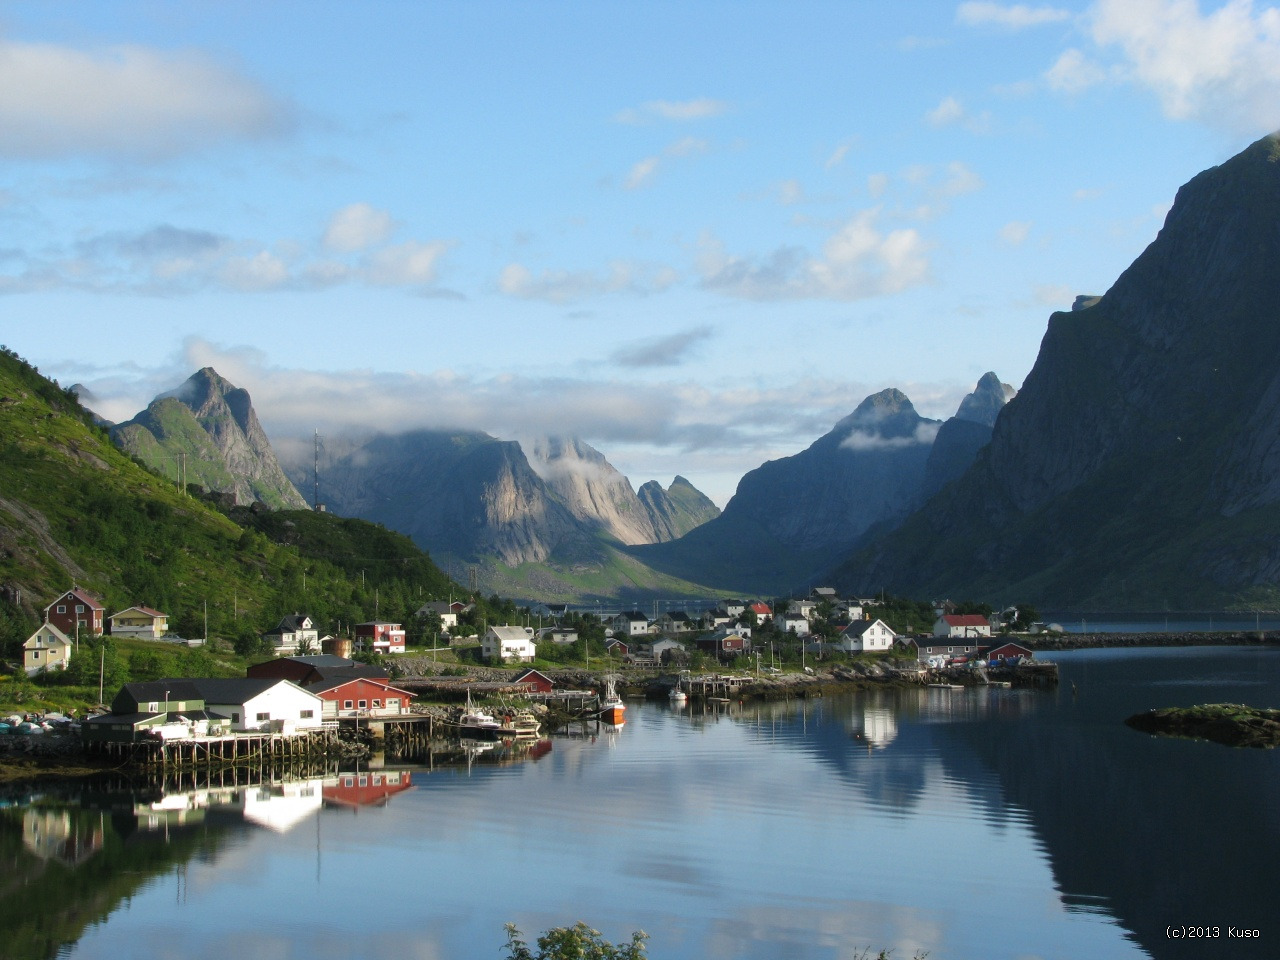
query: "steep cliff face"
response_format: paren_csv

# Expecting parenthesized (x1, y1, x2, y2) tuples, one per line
(637, 476, 721, 541)
(111, 368, 307, 510)
(838, 133, 1280, 608)
(522, 436, 656, 545)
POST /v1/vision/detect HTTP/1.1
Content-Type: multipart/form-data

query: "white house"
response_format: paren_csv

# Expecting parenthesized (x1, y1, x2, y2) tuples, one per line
(838, 618, 896, 653)
(415, 600, 462, 632)
(611, 611, 653, 637)
(23, 623, 73, 676)
(188, 678, 325, 734)
(482, 625, 537, 663)
(777, 613, 811, 636)
(263, 614, 320, 655)
(933, 614, 992, 638)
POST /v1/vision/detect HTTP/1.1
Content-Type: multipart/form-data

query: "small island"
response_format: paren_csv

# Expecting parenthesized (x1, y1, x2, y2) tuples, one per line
(1125, 703, 1280, 749)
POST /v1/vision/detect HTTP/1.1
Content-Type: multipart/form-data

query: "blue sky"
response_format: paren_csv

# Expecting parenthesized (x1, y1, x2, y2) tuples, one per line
(4, 0, 1280, 504)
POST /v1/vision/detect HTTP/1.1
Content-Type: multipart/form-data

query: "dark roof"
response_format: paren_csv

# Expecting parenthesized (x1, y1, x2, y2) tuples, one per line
(113, 680, 206, 712)
(281, 654, 356, 667)
(154, 677, 293, 703)
(272, 613, 315, 632)
(309, 664, 391, 682)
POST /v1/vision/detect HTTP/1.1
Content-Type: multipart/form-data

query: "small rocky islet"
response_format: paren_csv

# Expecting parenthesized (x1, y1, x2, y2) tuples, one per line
(1124, 703, 1280, 749)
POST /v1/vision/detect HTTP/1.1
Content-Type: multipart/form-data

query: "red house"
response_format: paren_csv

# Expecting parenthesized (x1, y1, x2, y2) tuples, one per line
(513, 668, 555, 694)
(354, 621, 407, 655)
(44, 588, 105, 638)
(986, 641, 1034, 663)
(310, 676, 416, 718)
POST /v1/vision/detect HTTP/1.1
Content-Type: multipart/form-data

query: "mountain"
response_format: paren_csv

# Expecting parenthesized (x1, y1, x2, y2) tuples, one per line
(111, 368, 307, 510)
(637, 476, 721, 540)
(835, 133, 1280, 610)
(921, 372, 1016, 497)
(0, 348, 456, 650)
(631, 388, 944, 594)
(282, 429, 720, 600)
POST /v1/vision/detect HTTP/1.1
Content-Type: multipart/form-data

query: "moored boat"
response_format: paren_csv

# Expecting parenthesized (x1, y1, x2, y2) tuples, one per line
(599, 679, 626, 724)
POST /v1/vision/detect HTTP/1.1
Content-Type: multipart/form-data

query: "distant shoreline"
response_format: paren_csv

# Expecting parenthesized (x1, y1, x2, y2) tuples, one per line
(1023, 631, 1280, 651)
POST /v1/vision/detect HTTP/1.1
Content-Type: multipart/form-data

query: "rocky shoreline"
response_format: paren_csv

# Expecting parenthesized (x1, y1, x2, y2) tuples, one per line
(1024, 630, 1280, 650)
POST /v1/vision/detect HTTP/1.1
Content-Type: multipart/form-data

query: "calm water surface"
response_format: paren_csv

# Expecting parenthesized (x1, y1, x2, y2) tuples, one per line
(6, 646, 1278, 960)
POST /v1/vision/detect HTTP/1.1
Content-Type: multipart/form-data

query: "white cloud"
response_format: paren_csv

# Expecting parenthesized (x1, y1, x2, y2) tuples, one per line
(366, 240, 449, 286)
(697, 208, 930, 302)
(840, 422, 940, 451)
(957, 2, 1072, 29)
(0, 39, 292, 159)
(614, 98, 729, 124)
(926, 96, 966, 126)
(221, 251, 289, 291)
(1041, 0, 1280, 134)
(498, 261, 677, 303)
(825, 143, 852, 169)
(867, 172, 890, 198)
(610, 327, 714, 368)
(625, 156, 660, 189)
(323, 203, 396, 252)
(999, 220, 1033, 244)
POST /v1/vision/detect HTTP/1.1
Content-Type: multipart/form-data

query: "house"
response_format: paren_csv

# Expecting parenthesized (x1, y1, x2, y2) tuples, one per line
(262, 613, 320, 655)
(353, 621, 406, 655)
(538, 627, 578, 645)
(415, 600, 465, 632)
(611, 611, 652, 637)
(605, 637, 630, 658)
(810, 587, 838, 602)
(787, 599, 818, 619)
(900, 637, 984, 665)
(513, 668, 556, 694)
(656, 611, 695, 634)
(482, 625, 537, 663)
(933, 614, 992, 638)
(746, 601, 773, 623)
(987, 640, 1034, 663)
(109, 606, 170, 640)
(23, 623, 73, 676)
(44, 588, 104, 639)
(637, 637, 688, 665)
(838, 618, 896, 653)
(720, 599, 746, 619)
(836, 601, 864, 621)
(81, 679, 227, 743)
(183, 678, 325, 733)
(777, 613, 811, 636)
(247, 654, 389, 685)
(307, 676, 415, 719)
(696, 628, 751, 660)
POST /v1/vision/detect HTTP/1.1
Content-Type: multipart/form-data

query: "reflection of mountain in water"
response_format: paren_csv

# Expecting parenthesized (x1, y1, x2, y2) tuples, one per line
(742, 653, 1279, 960)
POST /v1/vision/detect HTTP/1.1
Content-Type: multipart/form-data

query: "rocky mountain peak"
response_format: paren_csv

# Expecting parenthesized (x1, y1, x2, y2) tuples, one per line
(954, 372, 1016, 427)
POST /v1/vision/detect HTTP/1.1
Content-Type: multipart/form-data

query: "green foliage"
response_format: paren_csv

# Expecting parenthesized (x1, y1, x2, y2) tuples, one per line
(502, 923, 648, 960)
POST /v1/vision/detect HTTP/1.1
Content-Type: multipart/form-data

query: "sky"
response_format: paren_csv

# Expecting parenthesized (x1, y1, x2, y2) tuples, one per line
(4, 0, 1280, 506)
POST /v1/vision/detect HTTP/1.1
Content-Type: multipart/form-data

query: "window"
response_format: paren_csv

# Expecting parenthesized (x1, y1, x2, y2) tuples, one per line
(232, 712, 240, 723)
(358, 699, 367, 709)
(300, 709, 314, 719)
(76, 604, 84, 613)
(372, 699, 382, 709)
(256, 712, 270, 722)
(56, 605, 65, 613)
(343, 699, 353, 709)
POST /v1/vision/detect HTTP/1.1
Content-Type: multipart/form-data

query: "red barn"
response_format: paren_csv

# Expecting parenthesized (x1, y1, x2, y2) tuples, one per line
(310, 676, 416, 718)
(513, 668, 555, 694)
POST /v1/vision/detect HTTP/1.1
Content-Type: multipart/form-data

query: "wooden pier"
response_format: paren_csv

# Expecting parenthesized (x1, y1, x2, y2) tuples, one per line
(84, 728, 341, 770)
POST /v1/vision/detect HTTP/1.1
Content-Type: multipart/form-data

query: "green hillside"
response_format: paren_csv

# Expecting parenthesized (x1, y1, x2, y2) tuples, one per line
(0, 347, 459, 659)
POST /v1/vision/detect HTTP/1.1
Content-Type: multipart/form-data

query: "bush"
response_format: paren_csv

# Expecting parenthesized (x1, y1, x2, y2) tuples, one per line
(503, 923, 647, 960)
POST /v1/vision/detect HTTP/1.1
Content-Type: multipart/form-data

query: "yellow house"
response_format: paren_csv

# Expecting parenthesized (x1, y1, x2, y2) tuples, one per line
(109, 606, 170, 640)
(24, 623, 73, 676)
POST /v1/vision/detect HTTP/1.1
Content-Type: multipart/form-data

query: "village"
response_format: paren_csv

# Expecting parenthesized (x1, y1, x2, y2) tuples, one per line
(5, 584, 1052, 767)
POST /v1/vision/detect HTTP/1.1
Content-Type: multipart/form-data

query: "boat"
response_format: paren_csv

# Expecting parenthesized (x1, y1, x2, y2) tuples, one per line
(459, 691, 502, 739)
(496, 709, 542, 739)
(599, 678, 626, 725)
(927, 683, 966, 690)
(668, 686, 688, 704)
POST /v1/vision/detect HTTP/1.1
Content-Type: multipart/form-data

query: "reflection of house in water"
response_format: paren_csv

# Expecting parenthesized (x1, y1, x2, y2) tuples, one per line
(126, 779, 326, 834)
(851, 706, 898, 749)
(22, 809, 104, 866)
(324, 769, 414, 809)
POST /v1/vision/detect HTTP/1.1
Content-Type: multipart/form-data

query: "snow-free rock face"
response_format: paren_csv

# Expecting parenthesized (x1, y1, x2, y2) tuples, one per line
(837, 133, 1280, 608)
(111, 368, 307, 510)
(523, 436, 656, 545)
(637, 476, 721, 541)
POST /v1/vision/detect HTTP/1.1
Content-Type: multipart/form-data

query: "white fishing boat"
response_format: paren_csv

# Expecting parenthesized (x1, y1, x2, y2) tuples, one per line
(459, 691, 502, 739)
(599, 678, 626, 725)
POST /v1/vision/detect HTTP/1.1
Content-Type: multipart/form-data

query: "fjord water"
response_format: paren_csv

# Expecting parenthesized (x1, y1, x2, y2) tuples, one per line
(12, 646, 1279, 960)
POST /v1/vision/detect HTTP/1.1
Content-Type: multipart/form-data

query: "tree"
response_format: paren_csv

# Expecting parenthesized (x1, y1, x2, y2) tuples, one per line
(503, 923, 647, 960)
